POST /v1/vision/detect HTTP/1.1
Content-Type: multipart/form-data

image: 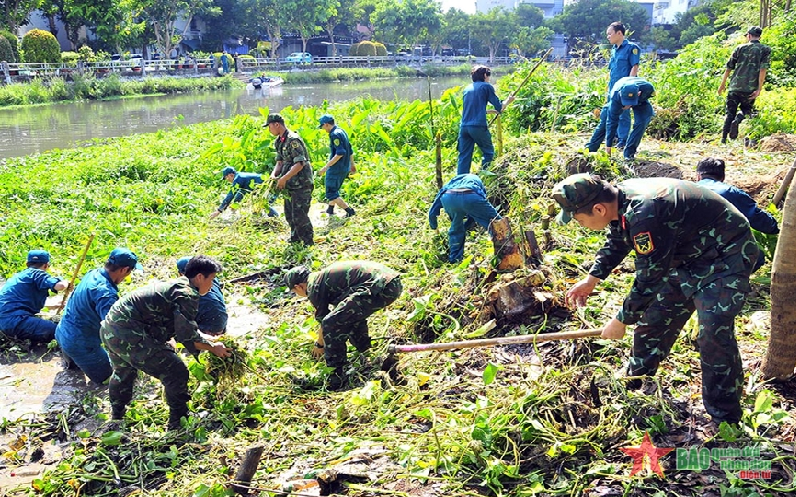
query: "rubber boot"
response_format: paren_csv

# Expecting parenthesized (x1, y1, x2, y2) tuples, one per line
(326, 205, 335, 215)
(344, 207, 356, 218)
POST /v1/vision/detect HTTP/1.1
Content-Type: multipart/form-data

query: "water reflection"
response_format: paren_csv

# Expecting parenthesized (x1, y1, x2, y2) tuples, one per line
(0, 76, 464, 159)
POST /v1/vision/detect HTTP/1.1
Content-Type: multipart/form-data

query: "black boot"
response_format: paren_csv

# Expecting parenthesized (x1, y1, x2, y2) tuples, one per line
(326, 368, 348, 391)
(326, 205, 335, 215)
(729, 113, 743, 140)
(344, 207, 356, 218)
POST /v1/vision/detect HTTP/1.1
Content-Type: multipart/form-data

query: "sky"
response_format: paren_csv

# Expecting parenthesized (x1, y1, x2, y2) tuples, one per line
(440, 0, 476, 15)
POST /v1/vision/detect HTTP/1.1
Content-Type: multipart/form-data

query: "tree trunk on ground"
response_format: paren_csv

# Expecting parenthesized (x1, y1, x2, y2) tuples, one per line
(762, 173, 796, 380)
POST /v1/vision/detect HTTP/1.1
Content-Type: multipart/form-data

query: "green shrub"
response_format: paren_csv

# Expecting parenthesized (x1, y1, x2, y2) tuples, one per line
(357, 41, 377, 57)
(373, 42, 387, 56)
(21, 29, 62, 63)
(61, 51, 79, 65)
(746, 88, 796, 140)
(349, 43, 360, 56)
(77, 45, 97, 62)
(0, 29, 18, 61)
(0, 36, 14, 63)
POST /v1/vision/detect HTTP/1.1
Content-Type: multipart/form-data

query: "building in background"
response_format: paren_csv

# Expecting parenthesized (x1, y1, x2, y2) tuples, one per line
(477, 0, 565, 17)
(653, 0, 703, 24)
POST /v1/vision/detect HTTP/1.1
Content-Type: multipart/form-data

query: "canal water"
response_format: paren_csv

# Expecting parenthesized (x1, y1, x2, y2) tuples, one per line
(0, 76, 466, 159)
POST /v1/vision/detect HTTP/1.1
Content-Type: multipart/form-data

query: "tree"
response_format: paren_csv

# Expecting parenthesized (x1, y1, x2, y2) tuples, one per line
(515, 2, 544, 28)
(551, 0, 650, 53)
(373, 0, 441, 48)
(352, 0, 378, 39)
(647, 26, 676, 54)
(141, 0, 219, 57)
(283, 0, 338, 54)
(762, 162, 796, 380)
(470, 7, 517, 62)
(323, 0, 352, 56)
(440, 7, 471, 53)
(513, 25, 554, 58)
(0, 0, 42, 33)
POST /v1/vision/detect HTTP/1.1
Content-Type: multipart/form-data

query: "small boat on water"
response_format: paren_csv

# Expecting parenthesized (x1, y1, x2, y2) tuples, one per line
(250, 76, 284, 89)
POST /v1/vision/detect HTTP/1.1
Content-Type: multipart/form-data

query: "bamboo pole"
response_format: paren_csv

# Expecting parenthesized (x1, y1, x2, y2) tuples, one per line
(55, 234, 95, 315)
(488, 47, 553, 126)
(388, 328, 602, 354)
(772, 158, 796, 207)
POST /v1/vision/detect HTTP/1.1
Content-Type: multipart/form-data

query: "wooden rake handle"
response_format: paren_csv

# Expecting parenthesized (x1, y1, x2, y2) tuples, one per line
(388, 328, 603, 354)
(488, 47, 554, 126)
(55, 233, 95, 316)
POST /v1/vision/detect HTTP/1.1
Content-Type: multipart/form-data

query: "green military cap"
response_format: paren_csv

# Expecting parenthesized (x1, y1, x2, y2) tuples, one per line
(551, 173, 606, 224)
(284, 265, 310, 289)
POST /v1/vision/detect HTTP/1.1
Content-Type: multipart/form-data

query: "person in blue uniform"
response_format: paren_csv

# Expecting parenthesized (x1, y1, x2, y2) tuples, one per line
(605, 76, 655, 160)
(429, 174, 502, 263)
(0, 250, 68, 342)
(318, 114, 356, 218)
(177, 257, 227, 335)
(456, 66, 514, 174)
(210, 166, 277, 218)
(605, 22, 640, 149)
(55, 248, 142, 383)
(696, 157, 778, 271)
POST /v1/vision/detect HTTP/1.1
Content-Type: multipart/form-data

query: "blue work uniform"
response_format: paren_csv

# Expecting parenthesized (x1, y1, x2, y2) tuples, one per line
(55, 268, 119, 383)
(698, 177, 779, 271)
(325, 126, 353, 201)
(196, 280, 228, 335)
(608, 39, 641, 147)
(457, 82, 504, 175)
(0, 268, 62, 342)
(429, 174, 501, 263)
(218, 172, 276, 217)
(606, 77, 655, 160)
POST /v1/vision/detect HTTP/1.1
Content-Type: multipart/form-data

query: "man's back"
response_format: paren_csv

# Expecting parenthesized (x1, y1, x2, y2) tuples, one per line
(728, 41, 771, 93)
(0, 268, 58, 317)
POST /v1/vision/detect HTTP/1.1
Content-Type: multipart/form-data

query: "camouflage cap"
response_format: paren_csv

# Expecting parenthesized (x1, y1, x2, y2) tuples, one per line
(265, 113, 285, 126)
(551, 174, 606, 224)
(747, 26, 763, 37)
(284, 265, 310, 289)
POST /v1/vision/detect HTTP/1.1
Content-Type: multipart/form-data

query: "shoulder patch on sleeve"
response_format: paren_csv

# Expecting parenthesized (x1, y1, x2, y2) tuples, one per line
(633, 232, 654, 255)
(333, 138, 340, 146)
(632, 48, 638, 55)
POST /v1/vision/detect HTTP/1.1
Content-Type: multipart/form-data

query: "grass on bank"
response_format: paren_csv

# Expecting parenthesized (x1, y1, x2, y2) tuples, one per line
(0, 81, 794, 497)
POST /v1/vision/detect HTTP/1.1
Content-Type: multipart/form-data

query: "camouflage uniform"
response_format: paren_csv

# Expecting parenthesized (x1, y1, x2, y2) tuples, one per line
(723, 39, 771, 140)
(275, 129, 315, 245)
(555, 175, 758, 423)
(100, 277, 207, 428)
(308, 261, 402, 370)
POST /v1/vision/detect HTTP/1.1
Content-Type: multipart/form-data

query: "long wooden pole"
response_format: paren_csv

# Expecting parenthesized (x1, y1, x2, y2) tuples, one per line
(388, 328, 602, 354)
(488, 47, 553, 126)
(55, 234, 95, 315)
(772, 158, 796, 207)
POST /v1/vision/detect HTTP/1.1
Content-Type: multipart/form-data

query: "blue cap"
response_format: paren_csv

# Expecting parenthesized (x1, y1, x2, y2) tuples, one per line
(318, 114, 334, 128)
(108, 248, 143, 270)
(221, 166, 236, 178)
(620, 83, 640, 106)
(27, 250, 51, 264)
(176, 256, 191, 274)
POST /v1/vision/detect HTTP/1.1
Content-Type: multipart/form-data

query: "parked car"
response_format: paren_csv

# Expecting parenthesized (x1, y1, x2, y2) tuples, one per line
(285, 52, 312, 63)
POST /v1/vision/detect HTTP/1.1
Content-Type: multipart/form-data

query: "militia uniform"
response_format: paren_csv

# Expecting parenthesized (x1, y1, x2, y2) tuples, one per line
(608, 38, 641, 147)
(554, 175, 759, 424)
(605, 77, 655, 160)
(307, 261, 402, 371)
(721, 28, 771, 142)
(101, 278, 208, 428)
(429, 174, 501, 263)
(457, 79, 506, 175)
(0, 251, 65, 342)
(324, 124, 353, 201)
(275, 128, 315, 245)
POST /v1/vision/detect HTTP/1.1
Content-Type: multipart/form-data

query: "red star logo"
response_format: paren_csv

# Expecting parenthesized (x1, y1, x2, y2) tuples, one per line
(619, 432, 674, 477)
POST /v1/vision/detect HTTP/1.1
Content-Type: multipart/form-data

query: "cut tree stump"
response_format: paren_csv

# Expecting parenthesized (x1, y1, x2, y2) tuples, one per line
(231, 445, 264, 495)
(492, 217, 522, 271)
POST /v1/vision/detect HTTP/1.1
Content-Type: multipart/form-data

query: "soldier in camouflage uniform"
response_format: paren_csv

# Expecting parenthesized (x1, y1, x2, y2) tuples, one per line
(285, 261, 402, 390)
(718, 26, 771, 143)
(553, 174, 759, 425)
(101, 256, 230, 430)
(266, 113, 315, 246)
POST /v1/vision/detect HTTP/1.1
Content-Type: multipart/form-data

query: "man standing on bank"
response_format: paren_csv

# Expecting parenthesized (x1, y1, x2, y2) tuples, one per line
(266, 113, 315, 246)
(285, 261, 402, 390)
(605, 22, 640, 149)
(318, 114, 356, 218)
(101, 255, 230, 430)
(457, 66, 513, 175)
(553, 174, 759, 426)
(718, 26, 771, 144)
